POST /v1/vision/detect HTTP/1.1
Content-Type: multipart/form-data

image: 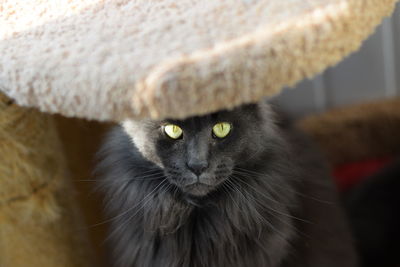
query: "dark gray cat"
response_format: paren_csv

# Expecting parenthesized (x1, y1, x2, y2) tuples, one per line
(96, 102, 357, 267)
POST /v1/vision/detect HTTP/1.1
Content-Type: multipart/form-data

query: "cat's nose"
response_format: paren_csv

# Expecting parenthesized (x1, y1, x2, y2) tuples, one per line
(187, 161, 209, 176)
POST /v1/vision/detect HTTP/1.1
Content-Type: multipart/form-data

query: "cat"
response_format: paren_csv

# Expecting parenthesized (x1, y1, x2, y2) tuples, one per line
(96, 102, 357, 267)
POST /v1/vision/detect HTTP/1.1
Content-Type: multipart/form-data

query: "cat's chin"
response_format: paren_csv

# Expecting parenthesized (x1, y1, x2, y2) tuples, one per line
(183, 182, 214, 197)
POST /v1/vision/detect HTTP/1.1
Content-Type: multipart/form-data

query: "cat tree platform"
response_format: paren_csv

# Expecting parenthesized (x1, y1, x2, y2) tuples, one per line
(0, 0, 398, 266)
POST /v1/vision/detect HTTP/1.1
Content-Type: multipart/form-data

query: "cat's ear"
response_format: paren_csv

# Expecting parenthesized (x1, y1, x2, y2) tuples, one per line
(239, 103, 260, 113)
(237, 101, 272, 121)
(256, 100, 272, 112)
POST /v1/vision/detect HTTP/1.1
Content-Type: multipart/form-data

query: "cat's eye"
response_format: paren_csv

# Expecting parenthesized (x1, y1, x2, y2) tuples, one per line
(163, 124, 183, 139)
(212, 122, 232, 139)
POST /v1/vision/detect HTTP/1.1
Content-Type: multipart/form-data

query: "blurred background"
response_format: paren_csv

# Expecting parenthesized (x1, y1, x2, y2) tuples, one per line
(273, 3, 400, 118)
(270, 5, 400, 266)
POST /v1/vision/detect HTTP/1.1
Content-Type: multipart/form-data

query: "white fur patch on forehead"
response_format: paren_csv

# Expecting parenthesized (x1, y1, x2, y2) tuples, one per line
(122, 120, 163, 167)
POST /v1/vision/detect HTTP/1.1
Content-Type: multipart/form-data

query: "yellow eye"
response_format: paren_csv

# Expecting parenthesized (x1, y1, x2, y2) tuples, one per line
(163, 124, 183, 139)
(212, 122, 232, 138)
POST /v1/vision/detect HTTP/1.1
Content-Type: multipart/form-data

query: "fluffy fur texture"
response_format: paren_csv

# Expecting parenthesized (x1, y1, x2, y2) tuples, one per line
(96, 103, 357, 267)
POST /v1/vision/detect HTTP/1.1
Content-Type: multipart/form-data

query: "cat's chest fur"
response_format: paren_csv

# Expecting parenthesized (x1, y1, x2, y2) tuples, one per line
(119, 198, 293, 267)
(101, 141, 296, 267)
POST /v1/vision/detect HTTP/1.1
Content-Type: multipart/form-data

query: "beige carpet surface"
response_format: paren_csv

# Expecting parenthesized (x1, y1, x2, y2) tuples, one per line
(0, 0, 398, 121)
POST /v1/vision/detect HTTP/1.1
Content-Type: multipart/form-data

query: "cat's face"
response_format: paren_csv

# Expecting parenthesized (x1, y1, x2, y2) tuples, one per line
(123, 103, 276, 197)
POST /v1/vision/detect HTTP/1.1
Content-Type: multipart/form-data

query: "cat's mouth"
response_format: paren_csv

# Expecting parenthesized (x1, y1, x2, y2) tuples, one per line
(183, 182, 214, 196)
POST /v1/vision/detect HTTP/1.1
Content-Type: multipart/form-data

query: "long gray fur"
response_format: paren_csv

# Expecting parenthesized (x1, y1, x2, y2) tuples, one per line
(96, 102, 357, 267)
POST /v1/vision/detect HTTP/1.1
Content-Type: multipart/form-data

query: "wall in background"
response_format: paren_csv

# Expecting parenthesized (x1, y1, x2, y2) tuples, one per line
(272, 3, 400, 118)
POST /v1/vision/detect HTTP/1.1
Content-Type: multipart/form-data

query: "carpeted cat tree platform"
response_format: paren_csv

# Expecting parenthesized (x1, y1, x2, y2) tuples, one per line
(0, 0, 398, 266)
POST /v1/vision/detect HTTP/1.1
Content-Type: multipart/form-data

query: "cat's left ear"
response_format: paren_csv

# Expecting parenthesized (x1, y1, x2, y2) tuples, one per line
(242, 101, 277, 124)
(238, 102, 270, 119)
(236, 103, 260, 116)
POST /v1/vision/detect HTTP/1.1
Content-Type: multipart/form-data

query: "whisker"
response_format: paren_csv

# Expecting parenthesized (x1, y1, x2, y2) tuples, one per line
(230, 174, 281, 205)
(221, 183, 243, 212)
(90, 179, 168, 229)
(233, 169, 333, 205)
(172, 184, 179, 198)
(122, 167, 163, 176)
(225, 179, 290, 244)
(78, 176, 165, 182)
(232, 170, 292, 208)
(80, 171, 165, 183)
(230, 177, 314, 232)
(106, 181, 170, 243)
(234, 165, 330, 187)
(224, 180, 264, 237)
(222, 181, 263, 232)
